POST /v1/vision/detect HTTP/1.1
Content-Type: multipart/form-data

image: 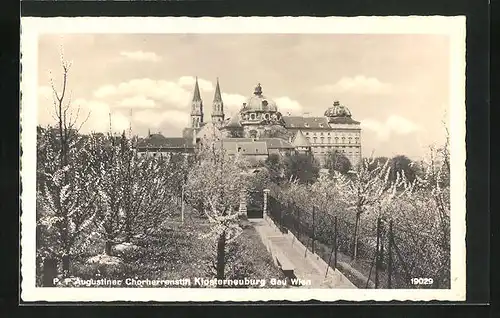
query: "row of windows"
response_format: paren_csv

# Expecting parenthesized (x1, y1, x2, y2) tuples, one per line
(311, 146, 360, 155)
(305, 131, 359, 137)
(306, 136, 359, 144)
(192, 117, 202, 128)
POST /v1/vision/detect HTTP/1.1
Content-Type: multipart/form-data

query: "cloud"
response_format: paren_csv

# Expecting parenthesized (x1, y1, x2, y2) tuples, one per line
(360, 115, 422, 141)
(221, 93, 246, 117)
(274, 96, 303, 115)
(316, 75, 393, 95)
(89, 76, 304, 134)
(117, 96, 157, 109)
(72, 98, 130, 133)
(93, 78, 193, 110)
(94, 85, 117, 98)
(134, 109, 190, 132)
(119, 50, 162, 62)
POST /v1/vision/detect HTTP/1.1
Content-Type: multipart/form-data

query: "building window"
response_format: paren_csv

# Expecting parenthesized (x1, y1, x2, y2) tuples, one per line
(348, 137, 352, 144)
(320, 132, 323, 135)
(335, 137, 338, 143)
(327, 132, 331, 135)
(250, 113, 256, 120)
(307, 137, 311, 142)
(327, 137, 331, 143)
(320, 137, 324, 143)
(313, 137, 317, 143)
(304, 123, 309, 127)
(319, 123, 324, 128)
(305, 132, 309, 135)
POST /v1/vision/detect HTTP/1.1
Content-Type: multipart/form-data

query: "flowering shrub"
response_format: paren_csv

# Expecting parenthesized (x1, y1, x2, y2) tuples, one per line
(273, 146, 451, 288)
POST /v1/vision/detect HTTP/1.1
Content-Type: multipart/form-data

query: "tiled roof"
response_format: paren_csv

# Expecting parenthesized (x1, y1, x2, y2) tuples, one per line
(328, 117, 360, 125)
(196, 122, 222, 139)
(282, 116, 330, 129)
(137, 134, 194, 149)
(291, 130, 311, 147)
(234, 141, 269, 155)
(260, 138, 294, 149)
(222, 137, 294, 149)
(220, 139, 271, 155)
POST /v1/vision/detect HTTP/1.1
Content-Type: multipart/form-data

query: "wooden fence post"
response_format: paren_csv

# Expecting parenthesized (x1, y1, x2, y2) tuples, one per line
(334, 216, 338, 271)
(326, 215, 334, 277)
(388, 219, 393, 289)
(312, 206, 316, 254)
(375, 217, 381, 289)
(297, 205, 301, 241)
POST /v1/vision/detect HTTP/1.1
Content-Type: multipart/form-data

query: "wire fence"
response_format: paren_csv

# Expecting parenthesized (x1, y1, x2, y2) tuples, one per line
(266, 192, 450, 289)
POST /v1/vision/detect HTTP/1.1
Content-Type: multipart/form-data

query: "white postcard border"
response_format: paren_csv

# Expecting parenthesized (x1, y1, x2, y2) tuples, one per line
(20, 16, 467, 302)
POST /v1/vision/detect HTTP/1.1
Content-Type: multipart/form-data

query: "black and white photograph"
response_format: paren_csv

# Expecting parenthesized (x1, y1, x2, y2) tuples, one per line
(20, 16, 466, 302)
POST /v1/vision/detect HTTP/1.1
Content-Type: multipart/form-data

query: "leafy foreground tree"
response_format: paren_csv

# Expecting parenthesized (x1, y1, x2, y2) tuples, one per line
(184, 135, 249, 283)
(37, 130, 97, 277)
(283, 152, 320, 185)
(325, 150, 352, 175)
(88, 131, 181, 255)
(36, 52, 94, 278)
(375, 143, 451, 287)
(335, 158, 392, 260)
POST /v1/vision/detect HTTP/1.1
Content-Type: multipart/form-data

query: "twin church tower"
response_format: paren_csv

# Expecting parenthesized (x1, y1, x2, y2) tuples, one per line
(190, 77, 225, 129)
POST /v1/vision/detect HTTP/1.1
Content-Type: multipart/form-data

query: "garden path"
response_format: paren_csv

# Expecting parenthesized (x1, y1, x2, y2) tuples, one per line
(250, 218, 356, 289)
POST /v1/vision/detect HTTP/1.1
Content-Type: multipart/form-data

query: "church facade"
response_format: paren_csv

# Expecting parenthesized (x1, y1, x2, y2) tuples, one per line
(139, 78, 362, 167)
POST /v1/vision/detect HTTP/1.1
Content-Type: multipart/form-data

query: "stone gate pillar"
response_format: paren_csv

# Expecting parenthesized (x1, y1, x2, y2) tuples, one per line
(239, 189, 247, 214)
(263, 189, 270, 215)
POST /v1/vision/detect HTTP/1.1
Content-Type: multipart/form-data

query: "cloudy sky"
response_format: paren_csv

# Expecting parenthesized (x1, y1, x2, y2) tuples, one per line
(38, 33, 450, 159)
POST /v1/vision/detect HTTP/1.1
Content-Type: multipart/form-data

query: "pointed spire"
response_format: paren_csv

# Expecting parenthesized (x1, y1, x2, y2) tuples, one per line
(213, 77, 222, 102)
(192, 76, 202, 102)
(292, 130, 311, 148)
(211, 77, 225, 123)
(190, 76, 204, 127)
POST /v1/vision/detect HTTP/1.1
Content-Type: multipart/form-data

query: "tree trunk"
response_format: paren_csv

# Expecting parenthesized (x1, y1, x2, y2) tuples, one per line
(124, 214, 132, 243)
(43, 258, 58, 286)
(353, 211, 361, 260)
(62, 254, 70, 275)
(105, 240, 113, 256)
(216, 231, 226, 283)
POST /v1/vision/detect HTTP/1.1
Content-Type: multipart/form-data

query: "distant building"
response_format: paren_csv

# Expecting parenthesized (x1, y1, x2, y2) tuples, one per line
(139, 78, 362, 167)
(136, 133, 195, 158)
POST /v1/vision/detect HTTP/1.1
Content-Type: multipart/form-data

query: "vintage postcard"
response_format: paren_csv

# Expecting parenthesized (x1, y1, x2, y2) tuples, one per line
(20, 16, 466, 302)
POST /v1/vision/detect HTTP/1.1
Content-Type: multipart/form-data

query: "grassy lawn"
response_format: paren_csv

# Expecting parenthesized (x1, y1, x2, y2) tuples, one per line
(67, 214, 286, 288)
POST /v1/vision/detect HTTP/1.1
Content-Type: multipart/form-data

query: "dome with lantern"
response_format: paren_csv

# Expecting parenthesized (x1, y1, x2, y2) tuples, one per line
(324, 100, 352, 117)
(240, 83, 283, 124)
(241, 83, 278, 112)
(324, 100, 359, 124)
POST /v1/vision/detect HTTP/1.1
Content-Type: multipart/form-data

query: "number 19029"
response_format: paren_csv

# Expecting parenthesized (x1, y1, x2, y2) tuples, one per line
(411, 277, 434, 285)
